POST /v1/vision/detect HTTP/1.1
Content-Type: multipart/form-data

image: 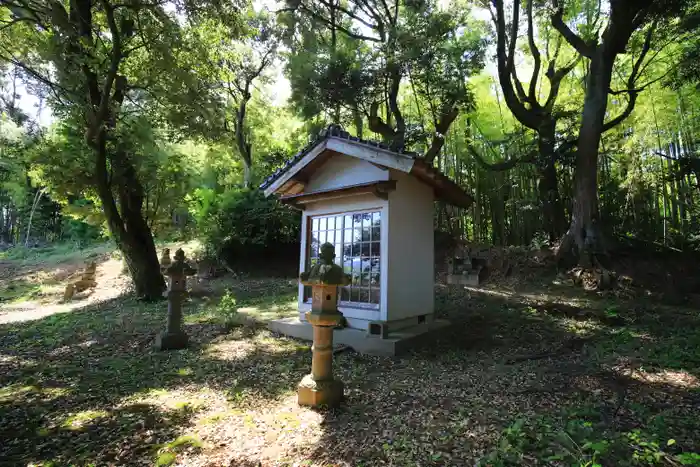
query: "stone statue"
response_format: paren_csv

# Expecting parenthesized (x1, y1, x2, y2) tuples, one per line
(160, 248, 172, 271)
(63, 261, 98, 301)
(300, 243, 350, 286)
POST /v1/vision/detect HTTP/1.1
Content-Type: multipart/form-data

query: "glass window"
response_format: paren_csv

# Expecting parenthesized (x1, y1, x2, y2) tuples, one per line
(304, 210, 382, 307)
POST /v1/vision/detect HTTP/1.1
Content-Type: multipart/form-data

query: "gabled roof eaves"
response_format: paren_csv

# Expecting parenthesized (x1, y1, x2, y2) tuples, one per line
(259, 125, 418, 191)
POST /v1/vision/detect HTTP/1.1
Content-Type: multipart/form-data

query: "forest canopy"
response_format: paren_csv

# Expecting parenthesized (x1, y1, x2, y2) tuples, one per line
(1, 0, 699, 292)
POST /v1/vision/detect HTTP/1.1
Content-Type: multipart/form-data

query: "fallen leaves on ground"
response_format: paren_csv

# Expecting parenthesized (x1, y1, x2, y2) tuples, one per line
(1, 264, 699, 466)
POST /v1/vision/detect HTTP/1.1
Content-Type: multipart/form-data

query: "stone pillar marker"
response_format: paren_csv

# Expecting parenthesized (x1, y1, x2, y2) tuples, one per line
(298, 242, 350, 408)
(160, 248, 172, 271)
(156, 248, 196, 351)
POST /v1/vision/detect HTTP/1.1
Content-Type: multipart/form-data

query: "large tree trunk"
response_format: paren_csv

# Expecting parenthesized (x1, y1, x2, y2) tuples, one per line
(117, 207, 165, 299)
(62, 0, 163, 298)
(537, 121, 566, 242)
(95, 133, 165, 300)
(558, 45, 617, 267)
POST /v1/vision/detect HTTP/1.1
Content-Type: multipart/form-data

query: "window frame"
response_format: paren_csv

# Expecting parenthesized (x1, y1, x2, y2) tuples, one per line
(304, 209, 382, 309)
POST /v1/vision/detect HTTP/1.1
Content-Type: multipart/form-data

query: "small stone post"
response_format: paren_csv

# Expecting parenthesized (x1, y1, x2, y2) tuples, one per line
(160, 248, 172, 271)
(156, 248, 196, 351)
(298, 242, 350, 408)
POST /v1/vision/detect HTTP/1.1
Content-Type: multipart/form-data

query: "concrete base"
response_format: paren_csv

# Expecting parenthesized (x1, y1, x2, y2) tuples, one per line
(297, 374, 344, 408)
(269, 318, 450, 356)
(155, 331, 189, 350)
(447, 265, 483, 286)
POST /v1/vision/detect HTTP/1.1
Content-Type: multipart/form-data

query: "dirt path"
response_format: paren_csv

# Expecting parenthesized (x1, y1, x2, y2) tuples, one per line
(0, 255, 130, 325)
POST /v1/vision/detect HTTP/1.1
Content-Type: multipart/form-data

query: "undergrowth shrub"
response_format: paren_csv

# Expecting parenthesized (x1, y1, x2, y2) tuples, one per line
(214, 291, 239, 329)
(193, 188, 300, 275)
(480, 411, 700, 466)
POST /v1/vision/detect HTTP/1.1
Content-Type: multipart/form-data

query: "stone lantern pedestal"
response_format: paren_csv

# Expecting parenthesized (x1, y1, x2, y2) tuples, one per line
(298, 243, 349, 408)
(156, 249, 196, 351)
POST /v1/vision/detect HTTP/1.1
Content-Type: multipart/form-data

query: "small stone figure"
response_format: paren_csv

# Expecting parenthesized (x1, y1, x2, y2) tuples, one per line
(297, 242, 350, 408)
(300, 244, 349, 285)
(156, 248, 196, 350)
(63, 261, 97, 301)
(160, 248, 172, 271)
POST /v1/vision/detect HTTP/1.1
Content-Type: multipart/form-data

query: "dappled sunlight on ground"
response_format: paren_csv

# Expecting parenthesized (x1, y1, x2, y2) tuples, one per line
(0, 383, 72, 403)
(0, 255, 130, 324)
(206, 330, 307, 362)
(0, 240, 203, 326)
(462, 284, 596, 309)
(182, 396, 325, 466)
(1, 246, 699, 466)
(630, 368, 699, 389)
(237, 300, 298, 323)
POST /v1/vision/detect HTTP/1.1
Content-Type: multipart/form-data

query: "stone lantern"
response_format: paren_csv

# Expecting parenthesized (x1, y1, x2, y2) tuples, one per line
(156, 248, 196, 351)
(298, 242, 350, 407)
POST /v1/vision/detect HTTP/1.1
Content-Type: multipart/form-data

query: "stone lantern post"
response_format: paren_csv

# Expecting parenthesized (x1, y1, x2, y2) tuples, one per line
(156, 248, 196, 351)
(298, 242, 350, 408)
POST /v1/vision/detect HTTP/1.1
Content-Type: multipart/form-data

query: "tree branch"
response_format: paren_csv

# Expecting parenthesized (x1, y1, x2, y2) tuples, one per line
(544, 56, 580, 112)
(551, 7, 595, 58)
(2, 0, 49, 29)
(602, 21, 655, 133)
(526, 0, 541, 103)
(367, 101, 396, 141)
(87, 0, 123, 142)
(468, 144, 536, 171)
(424, 104, 459, 164)
(112, 0, 168, 9)
(511, 65, 529, 104)
(355, 0, 386, 39)
(277, 5, 382, 42)
(316, 0, 379, 32)
(0, 16, 39, 31)
(492, 0, 541, 130)
(386, 62, 404, 149)
(0, 52, 72, 105)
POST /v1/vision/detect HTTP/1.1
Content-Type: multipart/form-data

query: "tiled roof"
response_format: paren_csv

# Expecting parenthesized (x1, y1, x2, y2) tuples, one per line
(259, 124, 419, 190)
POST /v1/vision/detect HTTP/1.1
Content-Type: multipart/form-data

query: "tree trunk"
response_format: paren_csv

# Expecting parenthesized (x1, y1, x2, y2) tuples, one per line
(236, 87, 253, 188)
(558, 45, 616, 267)
(353, 107, 363, 139)
(537, 121, 565, 242)
(95, 133, 165, 300)
(0, 204, 6, 243)
(24, 188, 44, 247)
(117, 205, 165, 300)
(666, 157, 679, 230)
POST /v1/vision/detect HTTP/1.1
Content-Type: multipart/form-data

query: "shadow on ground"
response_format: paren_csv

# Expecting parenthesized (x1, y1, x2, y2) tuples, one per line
(0, 292, 309, 466)
(301, 285, 700, 466)
(1, 279, 698, 466)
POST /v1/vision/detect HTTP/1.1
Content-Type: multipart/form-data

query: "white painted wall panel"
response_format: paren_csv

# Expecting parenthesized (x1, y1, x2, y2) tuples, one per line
(386, 171, 435, 321)
(305, 153, 389, 192)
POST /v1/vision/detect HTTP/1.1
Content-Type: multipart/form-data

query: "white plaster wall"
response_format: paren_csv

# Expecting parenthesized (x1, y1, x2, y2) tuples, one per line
(297, 194, 389, 327)
(305, 153, 390, 192)
(385, 171, 435, 322)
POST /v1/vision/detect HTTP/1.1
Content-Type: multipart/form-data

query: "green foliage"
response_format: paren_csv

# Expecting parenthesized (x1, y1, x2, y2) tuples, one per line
(481, 412, 700, 467)
(156, 435, 203, 466)
(282, 0, 487, 151)
(213, 291, 239, 328)
(0, 0, 699, 260)
(197, 188, 300, 262)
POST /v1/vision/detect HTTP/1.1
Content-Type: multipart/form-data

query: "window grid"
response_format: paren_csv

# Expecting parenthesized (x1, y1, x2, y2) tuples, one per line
(306, 211, 381, 307)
